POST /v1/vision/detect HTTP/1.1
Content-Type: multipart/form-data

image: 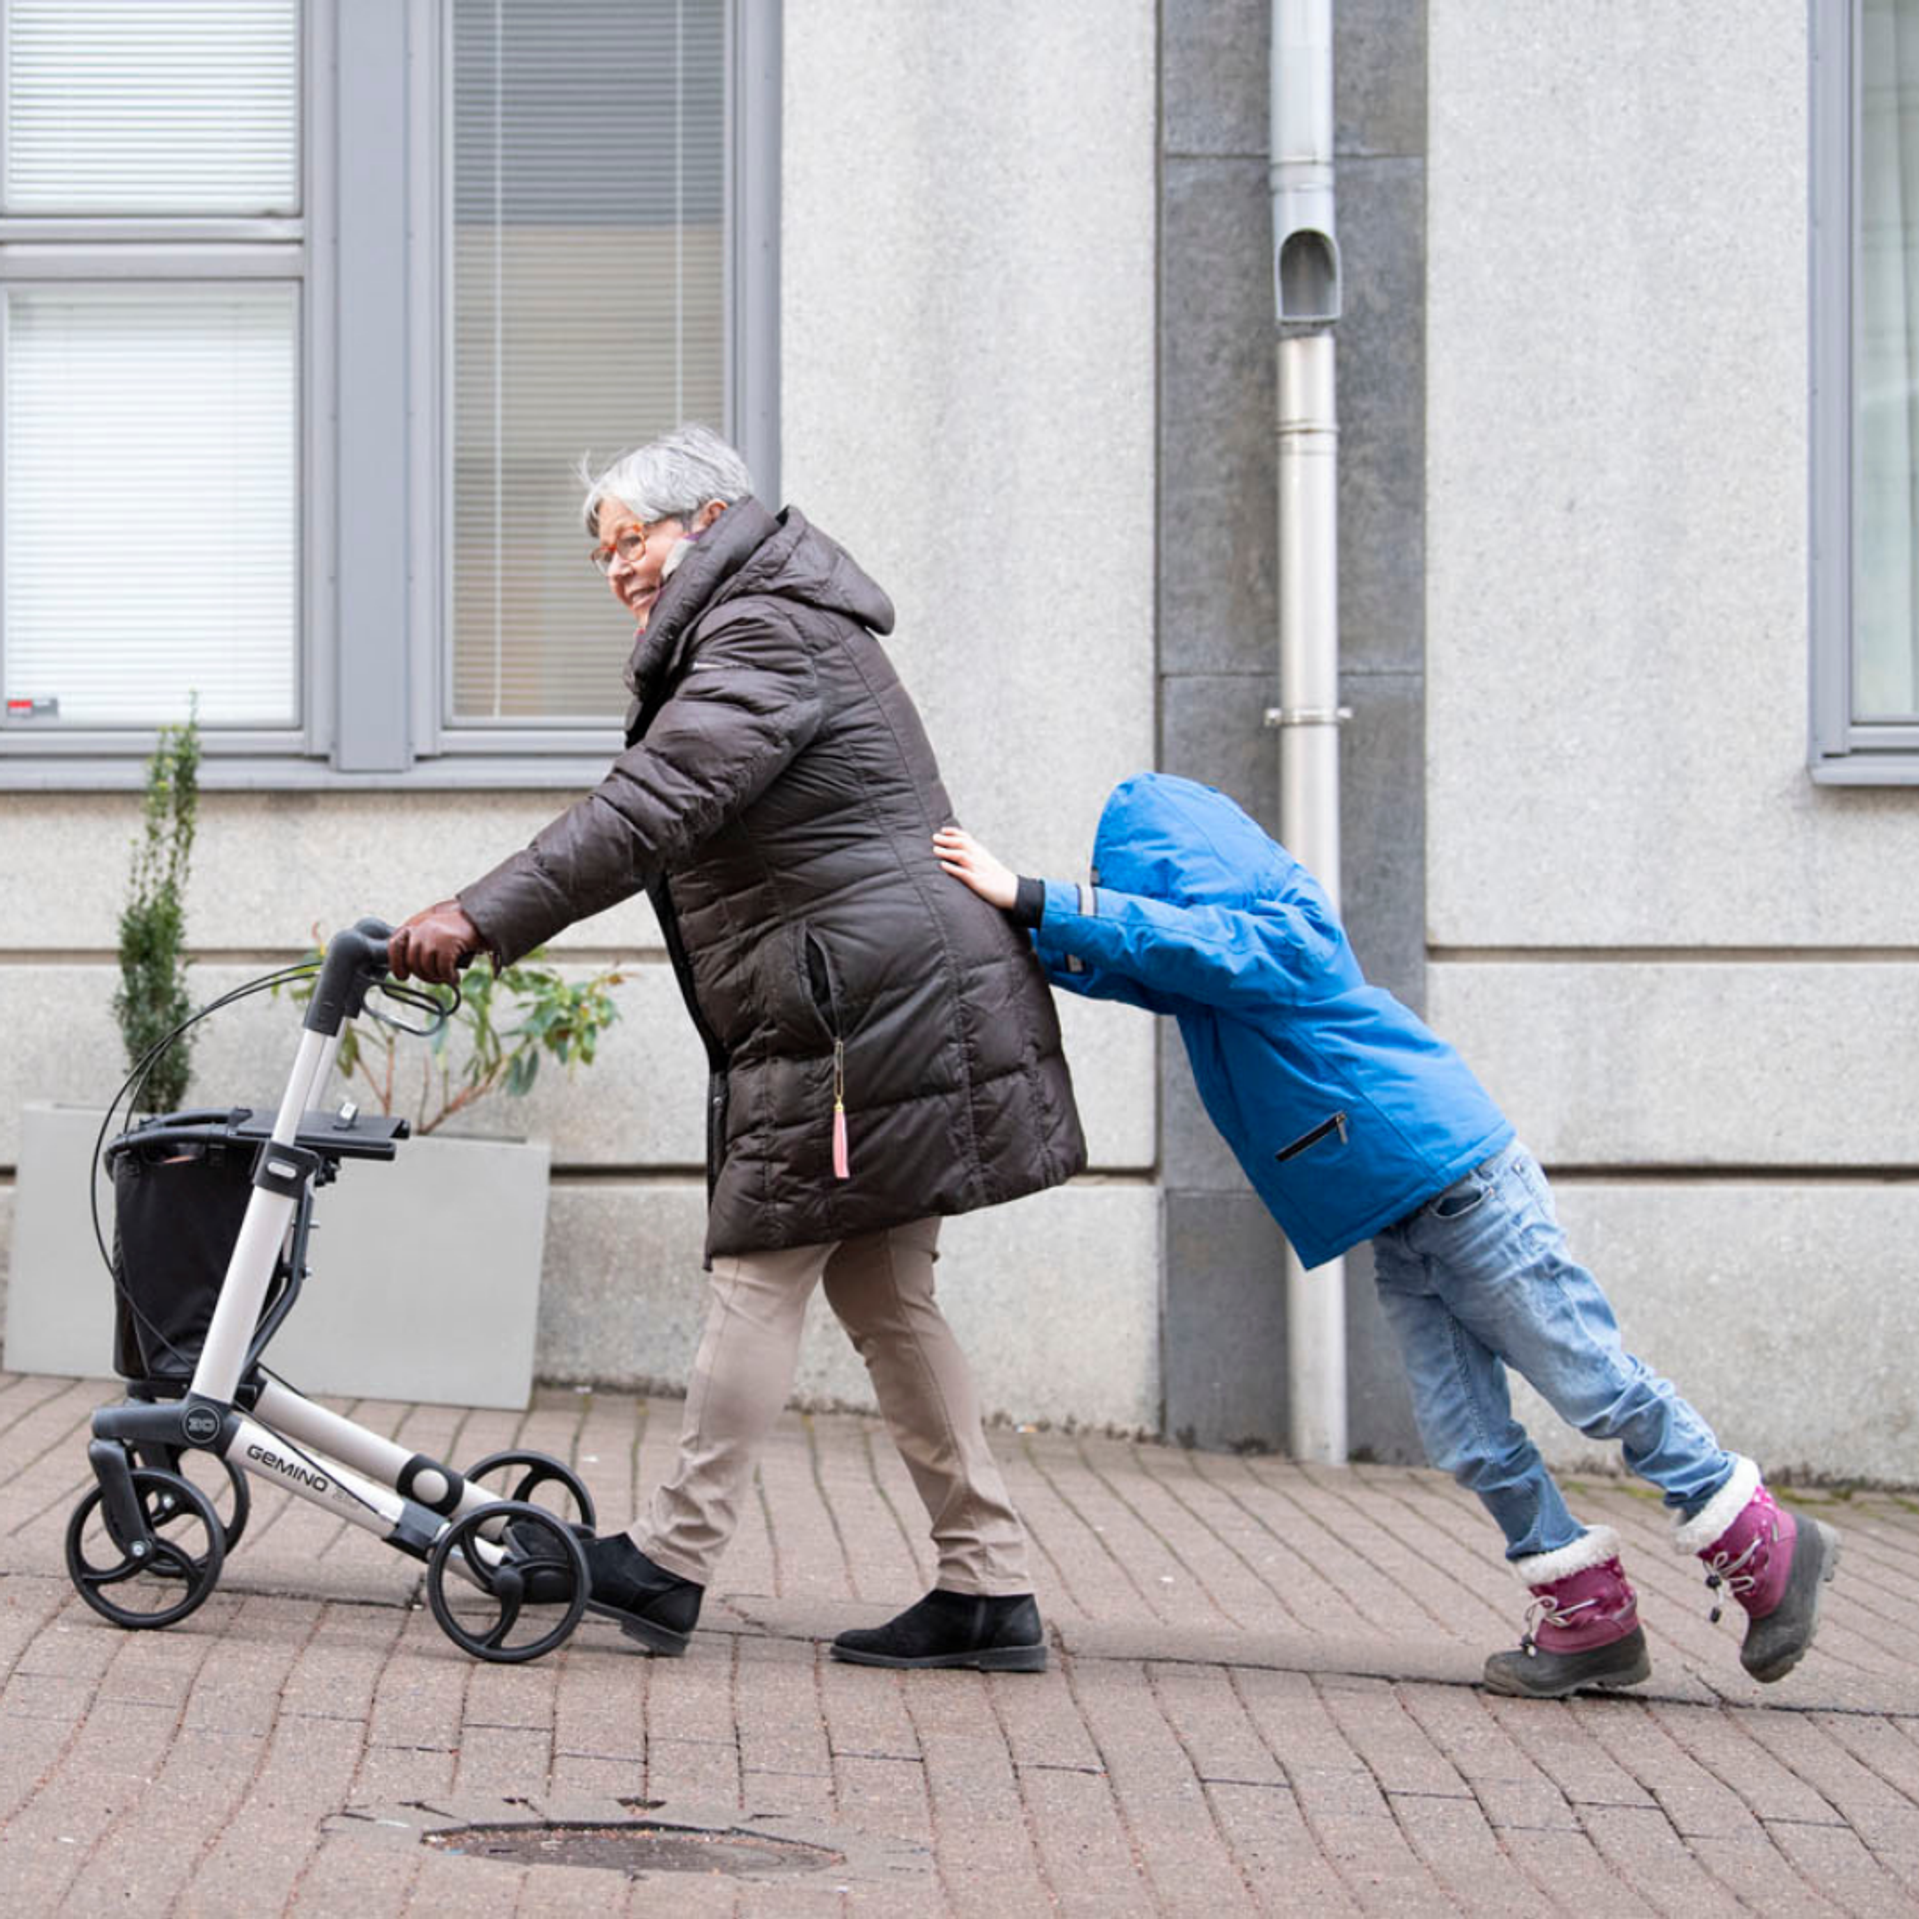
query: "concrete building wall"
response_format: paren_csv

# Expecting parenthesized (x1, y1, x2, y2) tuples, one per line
(0, 2, 1163, 1430)
(1157, 0, 1429, 1458)
(1428, 4, 1919, 1481)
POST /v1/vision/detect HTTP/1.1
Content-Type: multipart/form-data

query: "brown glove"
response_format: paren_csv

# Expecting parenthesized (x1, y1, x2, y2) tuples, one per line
(388, 899, 482, 985)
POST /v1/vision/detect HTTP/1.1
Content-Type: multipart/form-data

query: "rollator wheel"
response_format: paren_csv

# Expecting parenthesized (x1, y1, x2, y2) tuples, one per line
(132, 1445, 251, 1556)
(461, 1449, 598, 1534)
(65, 1468, 226, 1630)
(425, 1500, 589, 1664)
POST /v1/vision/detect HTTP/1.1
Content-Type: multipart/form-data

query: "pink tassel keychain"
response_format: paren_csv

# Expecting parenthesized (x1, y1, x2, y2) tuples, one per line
(831, 1038, 850, 1179)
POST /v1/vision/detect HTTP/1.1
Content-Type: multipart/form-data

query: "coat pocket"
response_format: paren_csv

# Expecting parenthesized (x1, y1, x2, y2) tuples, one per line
(800, 927, 850, 1181)
(1275, 1110, 1349, 1163)
(800, 925, 843, 1039)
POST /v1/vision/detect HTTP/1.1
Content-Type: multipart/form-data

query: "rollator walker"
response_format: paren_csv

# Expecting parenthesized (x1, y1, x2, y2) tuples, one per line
(67, 920, 595, 1663)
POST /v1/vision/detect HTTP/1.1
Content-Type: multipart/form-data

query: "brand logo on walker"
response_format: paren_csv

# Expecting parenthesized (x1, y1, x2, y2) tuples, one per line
(245, 1442, 331, 1493)
(182, 1407, 221, 1445)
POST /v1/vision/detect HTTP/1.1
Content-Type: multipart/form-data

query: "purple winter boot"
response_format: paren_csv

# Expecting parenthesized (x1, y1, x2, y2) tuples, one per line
(1483, 1525, 1653, 1699)
(1673, 1457, 1841, 1684)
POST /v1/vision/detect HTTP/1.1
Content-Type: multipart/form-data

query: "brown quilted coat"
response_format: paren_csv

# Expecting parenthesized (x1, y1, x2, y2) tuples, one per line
(458, 498, 1085, 1258)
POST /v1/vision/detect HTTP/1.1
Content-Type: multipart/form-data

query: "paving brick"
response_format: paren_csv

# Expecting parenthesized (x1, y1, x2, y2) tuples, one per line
(1088, 1442, 1298, 1630)
(735, 1633, 834, 1822)
(1065, 1656, 1269, 1914)
(1016, 1762, 1155, 1915)
(1383, 1787, 1542, 1914)
(1396, 1682, 1580, 1833)
(1153, 1447, 1354, 1636)
(820, 1659, 922, 1764)
(1500, 1823, 1662, 1912)
(1230, 1456, 1435, 1639)
(6, 1375, 1919, 1913)
(904, 1669, 1057, 1916)
(287, 1831, 422, 1917)
(990, 1662, 1106, 1775)
(752, 1414, 859, 1606)
(1316, 1672, 1474, 1800)
(1484, 1693, 1657, 1811)
(1150, 1659, 1284, 1788)
(808, 1407, 934, 1604)
(1570, 1696, 1764, 1840)
(67, 1724, 270, 1916)
(0, 1696, 179, 1909)
(1682, 1829, 1844, 1915)
(179, 1711, 368, 1913)
(1579, 1802, 1750, 1916)
(1022, 1430, 1227, 1631)
(1762, 1817, 1913, 1913)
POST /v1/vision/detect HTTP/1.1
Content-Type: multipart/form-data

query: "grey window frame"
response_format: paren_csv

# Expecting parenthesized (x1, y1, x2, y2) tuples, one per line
(0, 0, 779, 792)
(1810, 0, 1919, 782)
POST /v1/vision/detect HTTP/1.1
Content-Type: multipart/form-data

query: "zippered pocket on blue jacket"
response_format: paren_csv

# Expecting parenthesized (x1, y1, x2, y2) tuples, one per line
(1275, 1111, 1349, 1163)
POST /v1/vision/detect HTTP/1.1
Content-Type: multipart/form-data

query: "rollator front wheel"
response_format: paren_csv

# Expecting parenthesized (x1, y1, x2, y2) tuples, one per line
(132, 1444, 251, 1555)
(461, 1449, 597, 1533)
(65, 1468, 225, 1630)
(425, 1500, 589, 1664)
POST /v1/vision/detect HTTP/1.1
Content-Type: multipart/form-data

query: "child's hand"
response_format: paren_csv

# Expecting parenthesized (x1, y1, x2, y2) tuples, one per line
(934, 825, 1018, 910)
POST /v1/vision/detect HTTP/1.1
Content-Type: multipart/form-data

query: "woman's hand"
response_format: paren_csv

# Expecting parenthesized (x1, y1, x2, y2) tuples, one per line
(934, 826, 1018, 910)
(388, 898, 482, 984)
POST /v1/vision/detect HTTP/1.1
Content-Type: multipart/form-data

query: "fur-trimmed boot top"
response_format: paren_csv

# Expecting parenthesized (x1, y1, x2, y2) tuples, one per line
(1674, 1457, 1841, 1684)
(1483, 1525, 1652, 1700)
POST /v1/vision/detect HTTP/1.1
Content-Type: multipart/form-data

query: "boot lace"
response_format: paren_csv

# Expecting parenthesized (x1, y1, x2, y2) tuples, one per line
(1702, 1523, 1771, 1625)
(1518, 1590, 1597, 1655)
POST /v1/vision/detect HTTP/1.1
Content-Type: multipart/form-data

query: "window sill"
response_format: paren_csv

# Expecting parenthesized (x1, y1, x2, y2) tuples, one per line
(0, 754, 620, 793)
(1808, 756, 1919, 787)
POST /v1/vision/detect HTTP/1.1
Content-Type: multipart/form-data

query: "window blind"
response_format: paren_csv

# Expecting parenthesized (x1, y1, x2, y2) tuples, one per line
(450, 0, 726, 726)
(3, 0, 299, 216)
(3, 286, 299, 727)
(1858, 0, 1919, 723)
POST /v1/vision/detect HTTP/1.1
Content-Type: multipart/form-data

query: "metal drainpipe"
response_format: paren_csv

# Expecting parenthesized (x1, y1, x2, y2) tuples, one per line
(1267, 0, 1348, 1465)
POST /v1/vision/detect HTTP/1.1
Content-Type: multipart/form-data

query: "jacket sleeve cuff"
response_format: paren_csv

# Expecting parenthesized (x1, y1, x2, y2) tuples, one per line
(1011, 875, 1047, 927)
(1034, 879, 1092, 974)
(1042, 878, 1094, 921)
(456, 853, 558, 971)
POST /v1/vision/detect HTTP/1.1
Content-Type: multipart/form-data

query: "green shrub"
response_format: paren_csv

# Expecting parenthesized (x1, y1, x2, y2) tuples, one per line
(114, 716, 201, 1112)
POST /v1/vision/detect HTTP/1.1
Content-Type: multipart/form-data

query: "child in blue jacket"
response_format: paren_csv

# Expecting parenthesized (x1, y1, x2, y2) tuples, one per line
(935, 773, 1838, 1697)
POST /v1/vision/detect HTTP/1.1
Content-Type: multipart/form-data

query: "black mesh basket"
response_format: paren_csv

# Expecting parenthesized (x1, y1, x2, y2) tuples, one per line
(106, 1117, 268, 1384)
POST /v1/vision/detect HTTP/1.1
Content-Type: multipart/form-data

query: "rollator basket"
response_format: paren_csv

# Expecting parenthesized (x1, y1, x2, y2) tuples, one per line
(107, 1112, 272, 1384)
(103, 1103, 400, 1387)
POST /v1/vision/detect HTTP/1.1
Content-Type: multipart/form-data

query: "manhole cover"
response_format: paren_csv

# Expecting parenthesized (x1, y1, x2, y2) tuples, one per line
(423, 1819, 844, 1880)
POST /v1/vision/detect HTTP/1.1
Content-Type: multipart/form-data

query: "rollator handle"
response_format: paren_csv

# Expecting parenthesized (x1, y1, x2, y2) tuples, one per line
(303, 919, 397, 1036)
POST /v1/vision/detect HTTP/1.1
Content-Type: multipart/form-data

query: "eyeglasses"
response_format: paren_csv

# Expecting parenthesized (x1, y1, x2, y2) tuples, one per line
(589, 516, 679, 574)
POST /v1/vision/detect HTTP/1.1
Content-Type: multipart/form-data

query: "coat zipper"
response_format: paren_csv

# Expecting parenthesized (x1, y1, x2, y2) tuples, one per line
(1275, 1110, 1349, 1163)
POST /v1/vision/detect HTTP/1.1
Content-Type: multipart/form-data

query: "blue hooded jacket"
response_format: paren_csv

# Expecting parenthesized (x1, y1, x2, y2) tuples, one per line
(1030, 773, 1513, 1269)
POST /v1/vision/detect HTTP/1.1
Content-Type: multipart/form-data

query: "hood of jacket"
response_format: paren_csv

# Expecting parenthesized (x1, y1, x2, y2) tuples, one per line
(1091, 772, 1328, 917)
(623, 497, 896, 698)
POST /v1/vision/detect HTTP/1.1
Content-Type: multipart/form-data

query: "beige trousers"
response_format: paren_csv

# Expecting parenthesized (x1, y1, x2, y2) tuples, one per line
(633, 1216, 1031, 1596)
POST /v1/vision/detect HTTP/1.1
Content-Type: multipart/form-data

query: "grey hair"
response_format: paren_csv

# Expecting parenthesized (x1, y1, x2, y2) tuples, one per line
(580, 422, 756, 536)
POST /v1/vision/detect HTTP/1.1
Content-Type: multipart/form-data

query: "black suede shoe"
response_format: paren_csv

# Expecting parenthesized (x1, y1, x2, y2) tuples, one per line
(580, 1534, 704, 1656)
(831, 1589, 1047, 1671)
(508, 1522, 702, 1655)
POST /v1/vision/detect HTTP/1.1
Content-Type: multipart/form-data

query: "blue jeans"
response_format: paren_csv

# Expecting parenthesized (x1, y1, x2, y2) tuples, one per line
(1370, 1141, 1735, 1562)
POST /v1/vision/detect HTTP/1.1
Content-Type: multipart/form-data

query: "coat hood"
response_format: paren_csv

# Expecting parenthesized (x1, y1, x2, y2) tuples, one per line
(626, 498, 894, 697)
(1092, 773, 1320, 913)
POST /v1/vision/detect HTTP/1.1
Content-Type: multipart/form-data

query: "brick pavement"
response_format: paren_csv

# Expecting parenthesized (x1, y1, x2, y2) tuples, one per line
(3, 1369, 1918, 1914)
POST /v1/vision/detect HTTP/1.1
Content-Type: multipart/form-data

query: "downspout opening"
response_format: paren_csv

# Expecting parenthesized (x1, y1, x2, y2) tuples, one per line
(1277, 229, 1341, 325)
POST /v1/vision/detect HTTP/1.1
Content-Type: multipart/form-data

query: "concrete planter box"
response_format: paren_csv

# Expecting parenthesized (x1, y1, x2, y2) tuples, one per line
(4, 1103, 548, 1410)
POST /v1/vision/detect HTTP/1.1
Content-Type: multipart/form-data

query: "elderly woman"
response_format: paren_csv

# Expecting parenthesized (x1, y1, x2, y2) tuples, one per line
(391, 424, 1084, 1670)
